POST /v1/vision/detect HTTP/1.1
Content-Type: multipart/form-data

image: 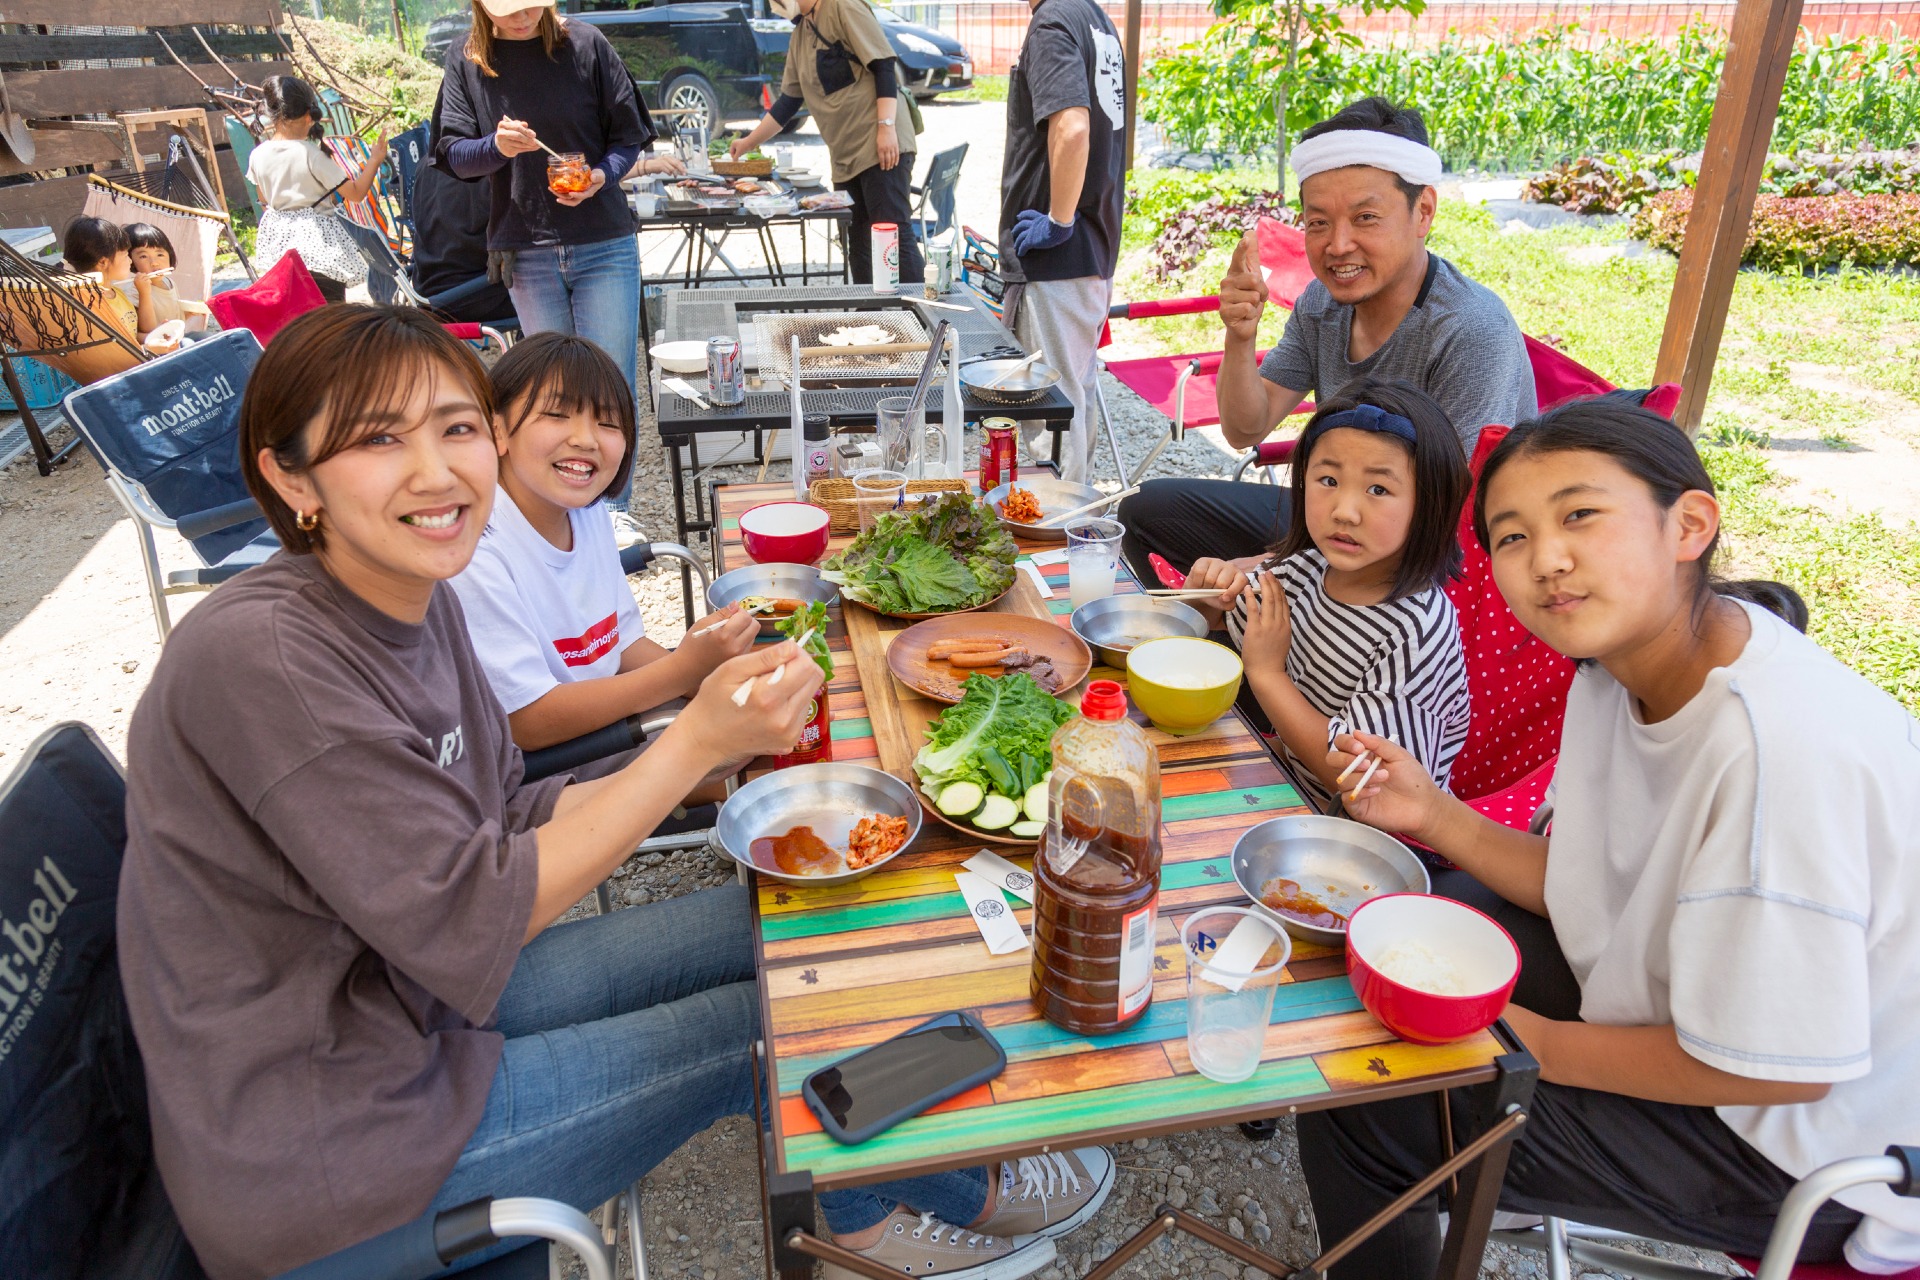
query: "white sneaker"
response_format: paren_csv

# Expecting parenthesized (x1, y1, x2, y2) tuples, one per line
(821, 1209, 1055, 1280)
(608, 509, 646, 548)
(976, 1148, 1116, 1241)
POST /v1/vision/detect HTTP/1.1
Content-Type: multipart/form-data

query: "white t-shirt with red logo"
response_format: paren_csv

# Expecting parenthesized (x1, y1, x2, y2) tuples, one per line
(451, 487, 644, 714)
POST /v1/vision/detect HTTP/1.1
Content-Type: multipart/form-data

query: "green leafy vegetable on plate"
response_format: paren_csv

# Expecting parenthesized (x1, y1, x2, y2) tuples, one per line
(914, 671, 1074, 807)
(776, 601, 833, 680)
(821, 492, 1018, 615)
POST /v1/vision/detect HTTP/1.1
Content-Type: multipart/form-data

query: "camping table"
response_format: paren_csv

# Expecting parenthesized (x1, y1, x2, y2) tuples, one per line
(635, 200, 852, 296)
(711, 479, 1540, 1280)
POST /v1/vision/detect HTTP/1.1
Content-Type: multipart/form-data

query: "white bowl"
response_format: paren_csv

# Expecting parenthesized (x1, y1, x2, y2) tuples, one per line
(649, 340, 708, 374)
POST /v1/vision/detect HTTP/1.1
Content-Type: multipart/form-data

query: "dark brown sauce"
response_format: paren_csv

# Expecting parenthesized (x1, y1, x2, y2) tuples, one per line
(1259, 877, 1348, 930)
(750, 826, 842, 876)
(1032, 810, 1162, 1035)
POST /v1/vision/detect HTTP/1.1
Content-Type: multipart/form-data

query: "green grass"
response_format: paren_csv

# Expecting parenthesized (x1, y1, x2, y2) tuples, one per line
(1111, 198, 1920, 710)
(951, 74, 1007, 103)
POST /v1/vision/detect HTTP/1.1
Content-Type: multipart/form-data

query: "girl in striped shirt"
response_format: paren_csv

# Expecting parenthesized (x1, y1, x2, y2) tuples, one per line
(1186, 377, 1472, 810)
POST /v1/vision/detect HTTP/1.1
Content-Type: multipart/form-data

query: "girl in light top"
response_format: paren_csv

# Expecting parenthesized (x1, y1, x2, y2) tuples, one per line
(1184, 376, 1472, 811)
(246, 74, 387, 303)
(1311, 399, 1920, 1277)
(124, 222, 212, 335)
(451, 332, 760, 751)
(61, 216, 175, 349)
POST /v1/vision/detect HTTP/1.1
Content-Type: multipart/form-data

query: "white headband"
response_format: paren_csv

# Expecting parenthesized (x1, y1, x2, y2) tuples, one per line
(1290, 130, 1443, 190)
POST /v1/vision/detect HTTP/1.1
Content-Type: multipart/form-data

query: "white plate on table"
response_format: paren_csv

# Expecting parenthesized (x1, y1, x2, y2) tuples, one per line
(649, 340, 709, 374)
(783, 170, 823, 188)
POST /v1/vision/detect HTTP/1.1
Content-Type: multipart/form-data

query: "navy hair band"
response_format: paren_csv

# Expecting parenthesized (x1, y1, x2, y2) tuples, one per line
(1313, 404, 1418, 445)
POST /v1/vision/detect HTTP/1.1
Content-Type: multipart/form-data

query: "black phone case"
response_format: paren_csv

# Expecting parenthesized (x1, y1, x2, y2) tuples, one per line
(801, 1010, 1005, 1146)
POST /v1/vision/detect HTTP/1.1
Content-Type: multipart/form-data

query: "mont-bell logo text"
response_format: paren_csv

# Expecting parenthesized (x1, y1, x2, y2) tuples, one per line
(0, 855, 80, 1063)
(139, 373, 239, 437)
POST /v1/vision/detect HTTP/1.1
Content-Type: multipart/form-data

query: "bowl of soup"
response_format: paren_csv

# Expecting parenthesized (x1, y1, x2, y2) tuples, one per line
(1125, 636, 1243, 735)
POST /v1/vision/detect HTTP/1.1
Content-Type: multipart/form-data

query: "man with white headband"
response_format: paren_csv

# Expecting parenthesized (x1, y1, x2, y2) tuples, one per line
(1119, 97, 1536, 582)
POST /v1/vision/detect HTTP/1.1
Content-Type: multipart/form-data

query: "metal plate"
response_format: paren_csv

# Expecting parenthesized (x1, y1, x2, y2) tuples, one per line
(707, 563, 838, 636)
(713, 763, 922, 885)
(982, 476, 1105, 543)
(1069, 595, 1209, 667)
(1231, 814, 1431, 946)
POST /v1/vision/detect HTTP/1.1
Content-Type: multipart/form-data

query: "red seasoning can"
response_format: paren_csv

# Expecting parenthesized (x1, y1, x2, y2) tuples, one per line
(979, 416, 1018, 491)
(774, 692, 833, 769)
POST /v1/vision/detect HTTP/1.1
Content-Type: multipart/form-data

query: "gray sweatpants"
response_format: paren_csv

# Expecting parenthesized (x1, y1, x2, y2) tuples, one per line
(1010, 275, 1112, 485)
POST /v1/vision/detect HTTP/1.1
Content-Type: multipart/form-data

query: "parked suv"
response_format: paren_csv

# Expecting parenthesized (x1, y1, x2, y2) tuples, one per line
(421, 3, 772, 135)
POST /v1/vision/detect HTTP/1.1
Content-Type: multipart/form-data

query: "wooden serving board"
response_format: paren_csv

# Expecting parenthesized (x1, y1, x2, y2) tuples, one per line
(841, 569, 1069, 778)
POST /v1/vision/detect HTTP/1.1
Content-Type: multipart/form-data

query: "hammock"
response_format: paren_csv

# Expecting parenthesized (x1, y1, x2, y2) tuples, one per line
(0, 240, 149, 386)
(82, 134, 255, 289)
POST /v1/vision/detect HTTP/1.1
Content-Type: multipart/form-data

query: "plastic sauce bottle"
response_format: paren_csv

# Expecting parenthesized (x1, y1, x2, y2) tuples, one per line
(1031, 679, 1163, 1034)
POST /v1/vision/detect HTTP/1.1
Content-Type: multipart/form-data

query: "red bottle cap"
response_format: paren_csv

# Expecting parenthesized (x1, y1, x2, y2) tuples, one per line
(1080, 679, 1127, 722)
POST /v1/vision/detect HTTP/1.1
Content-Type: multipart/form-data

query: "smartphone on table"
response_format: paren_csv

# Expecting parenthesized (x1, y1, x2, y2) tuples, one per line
(801, 1010, 1005, 1146)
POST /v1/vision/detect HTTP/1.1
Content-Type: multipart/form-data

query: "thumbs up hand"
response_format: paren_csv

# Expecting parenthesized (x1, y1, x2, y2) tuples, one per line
(1219, 229, 1269, 343)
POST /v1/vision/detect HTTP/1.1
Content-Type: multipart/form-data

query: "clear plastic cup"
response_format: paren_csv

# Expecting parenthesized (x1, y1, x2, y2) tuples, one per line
(1180, 907, 1291, 1083)
(874, 395, 923, 475)
(851, 468, 908, 533)
(1067, 518, 1125, 608)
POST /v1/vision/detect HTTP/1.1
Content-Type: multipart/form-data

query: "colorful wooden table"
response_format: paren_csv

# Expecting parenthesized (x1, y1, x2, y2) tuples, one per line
(710, 479, 1537, 1280)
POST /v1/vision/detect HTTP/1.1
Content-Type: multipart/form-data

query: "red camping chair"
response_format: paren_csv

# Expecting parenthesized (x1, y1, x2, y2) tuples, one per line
(208, 250, 510, 358)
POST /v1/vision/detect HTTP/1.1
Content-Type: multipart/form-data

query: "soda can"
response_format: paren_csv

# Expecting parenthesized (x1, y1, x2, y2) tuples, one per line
(775, 693, 833, 768)
(935, 241, 955, 296)
(706, 335, 744, 406)
(979, 416, 1018, 491)
(871, 222, 900, 295)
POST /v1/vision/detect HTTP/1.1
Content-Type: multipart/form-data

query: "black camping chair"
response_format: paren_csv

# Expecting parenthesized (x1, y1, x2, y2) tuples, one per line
(60, 330, 279, 641)
(911, 143, 968, 245)
(0, 723, 619, 1280)
(333, 213, 516, 347)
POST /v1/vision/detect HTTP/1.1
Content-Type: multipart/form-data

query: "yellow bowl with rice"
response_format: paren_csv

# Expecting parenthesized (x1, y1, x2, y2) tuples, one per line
(1125, 636, 1244, 735)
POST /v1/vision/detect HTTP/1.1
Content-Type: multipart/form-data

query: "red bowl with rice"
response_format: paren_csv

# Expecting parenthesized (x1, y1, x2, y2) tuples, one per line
(1345, 894, 1520, 1045)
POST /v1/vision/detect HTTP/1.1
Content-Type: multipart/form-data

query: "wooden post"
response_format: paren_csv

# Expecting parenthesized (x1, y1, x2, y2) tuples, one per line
(1123, 0, 1142, 170)
(1652, 0, 1804, 431)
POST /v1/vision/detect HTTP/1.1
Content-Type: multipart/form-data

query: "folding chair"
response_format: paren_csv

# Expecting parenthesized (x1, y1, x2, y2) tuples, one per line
(223, 114, 265, 217)
(58, 330, 274, 641)
(324, 133, 411, 259)
(332, 213, 514, 356)
(83, 133, 255, 292)
(910, 143, 968, 246)
(0, 722, 622, 1280)
(389, 121, 432, 234)
(0, 240, 150, 474)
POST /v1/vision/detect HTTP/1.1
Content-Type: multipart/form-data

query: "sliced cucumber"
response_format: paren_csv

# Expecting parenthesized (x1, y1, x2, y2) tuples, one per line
(937, 781, 985, 817)
(1009, 819, 1044, 840)
(1022, 782, 1049, 823)
(972, 794, 1021, 831)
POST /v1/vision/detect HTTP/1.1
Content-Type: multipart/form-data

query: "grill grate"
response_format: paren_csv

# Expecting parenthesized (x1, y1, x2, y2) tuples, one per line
(753, 309, 930, 383)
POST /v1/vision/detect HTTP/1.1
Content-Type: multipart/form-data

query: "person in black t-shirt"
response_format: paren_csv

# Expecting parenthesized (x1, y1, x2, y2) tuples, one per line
(999, 0, 1128, 484)
(431, 0, 682, 524)
(408, 151, 517, 324)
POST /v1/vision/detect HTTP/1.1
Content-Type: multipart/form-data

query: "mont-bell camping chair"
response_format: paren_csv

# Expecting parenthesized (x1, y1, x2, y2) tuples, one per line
(60, 330, 276, 642)
(911, 144, 968, 246)
(0, 722, 624, 1280)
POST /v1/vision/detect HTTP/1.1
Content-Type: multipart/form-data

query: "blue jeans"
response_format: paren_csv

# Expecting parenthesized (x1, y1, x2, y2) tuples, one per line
(508, 234, 642, 508)
(428, 883, 987, 1266)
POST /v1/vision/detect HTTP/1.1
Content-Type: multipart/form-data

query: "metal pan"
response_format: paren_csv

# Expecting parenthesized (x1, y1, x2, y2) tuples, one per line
(707, 563, 838, 636)
(1231, 814, 1431, 946)
(961, 357, 1061, 406)
(712, 763, 922, 886)
(981, 476, 1104, 543)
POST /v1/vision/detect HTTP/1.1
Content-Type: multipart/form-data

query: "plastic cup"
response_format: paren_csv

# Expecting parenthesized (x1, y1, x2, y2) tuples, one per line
(852, 468, 908, 533)
(1067, 518, 1125, 609)
(874, 395, 923, 475)
(632, 192, 661, 217)
(1181, 907, 1291, 1083)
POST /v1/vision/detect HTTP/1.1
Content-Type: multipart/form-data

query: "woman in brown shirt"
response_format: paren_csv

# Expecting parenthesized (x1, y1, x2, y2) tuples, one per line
(119, 305, 1101, 1280)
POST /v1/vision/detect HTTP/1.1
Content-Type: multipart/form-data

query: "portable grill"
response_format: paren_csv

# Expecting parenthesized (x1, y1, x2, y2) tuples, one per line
(753, 309, 930, 384)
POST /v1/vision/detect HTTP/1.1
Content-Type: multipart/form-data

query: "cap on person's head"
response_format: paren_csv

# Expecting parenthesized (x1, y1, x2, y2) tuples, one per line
(477, 0, 554, 16)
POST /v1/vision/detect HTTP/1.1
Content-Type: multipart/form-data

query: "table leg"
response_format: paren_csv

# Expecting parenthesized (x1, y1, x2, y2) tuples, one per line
(1437, 1038, 1540, 1280)
(763, 223, 787, 287)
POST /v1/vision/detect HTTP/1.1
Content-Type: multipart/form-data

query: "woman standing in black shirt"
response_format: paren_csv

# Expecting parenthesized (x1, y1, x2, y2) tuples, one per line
(432, 0, 681, 523)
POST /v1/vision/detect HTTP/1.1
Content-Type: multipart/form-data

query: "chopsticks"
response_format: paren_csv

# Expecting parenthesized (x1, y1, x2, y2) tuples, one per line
(1334, 741, 1389, 803)
(1142, 587, 1229, 600)
(1035, 485, 1142, 529)
(737, 625, 818, 703)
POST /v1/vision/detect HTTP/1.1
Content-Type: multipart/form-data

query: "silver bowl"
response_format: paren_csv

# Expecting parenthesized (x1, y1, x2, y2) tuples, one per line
(707, 563, 838, 636)
(1070, 595, 1209, 667)
(1231, 814, 1430, 946)
(713, 763, 922, 886)
(981, 476, 1106, 543)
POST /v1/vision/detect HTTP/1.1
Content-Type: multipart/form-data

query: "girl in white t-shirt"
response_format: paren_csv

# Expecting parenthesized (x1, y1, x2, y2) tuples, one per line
(1183, 377, 1473, 811)
(1303, 398, 1919, 1277)
(452, 333, 759, 752)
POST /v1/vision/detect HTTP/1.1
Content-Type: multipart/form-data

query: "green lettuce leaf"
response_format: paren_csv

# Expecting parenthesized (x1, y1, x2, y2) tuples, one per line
(822, 493, 1022, 613)
(913, 672, 1077, 792)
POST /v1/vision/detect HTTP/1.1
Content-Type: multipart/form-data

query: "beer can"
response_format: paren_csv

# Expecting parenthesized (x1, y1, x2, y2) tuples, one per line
(706, 336, 744, 406)
(871, 222, 900, 295)
(935, 241, 955, 296)
(979, 416, 1017, 491)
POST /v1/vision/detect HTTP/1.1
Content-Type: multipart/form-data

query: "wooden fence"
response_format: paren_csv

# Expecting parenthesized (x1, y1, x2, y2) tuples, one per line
(0, 0, 291, 231)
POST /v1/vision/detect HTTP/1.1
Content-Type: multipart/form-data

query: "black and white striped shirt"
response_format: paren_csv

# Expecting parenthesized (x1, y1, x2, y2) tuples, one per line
(1226, 550, 1470, 810)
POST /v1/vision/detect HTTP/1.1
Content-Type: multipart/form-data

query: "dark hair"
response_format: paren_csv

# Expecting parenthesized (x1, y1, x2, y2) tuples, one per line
(1473, 398, 1806, 629)
(464, 1, 567, 77)
(1299, 96, 1430, 209)
(62, 216, 130, 273)
(489, 332, 637, 501)
(240, 305, 494, 554)
(262, 75, 322, 132)
(123, 222, 177, 265)
(1268, 376, 1470, 601)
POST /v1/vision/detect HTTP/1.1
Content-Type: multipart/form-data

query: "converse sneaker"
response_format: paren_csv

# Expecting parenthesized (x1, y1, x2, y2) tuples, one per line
(975, 1148, 1116, 1241)
(608, 509, 646, 548)
(822, 1209, 1055, 1280)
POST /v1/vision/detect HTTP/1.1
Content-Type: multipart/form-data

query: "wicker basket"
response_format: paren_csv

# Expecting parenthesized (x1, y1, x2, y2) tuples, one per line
(711, 157, 775, 178)
(808, 477, 972, 533)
